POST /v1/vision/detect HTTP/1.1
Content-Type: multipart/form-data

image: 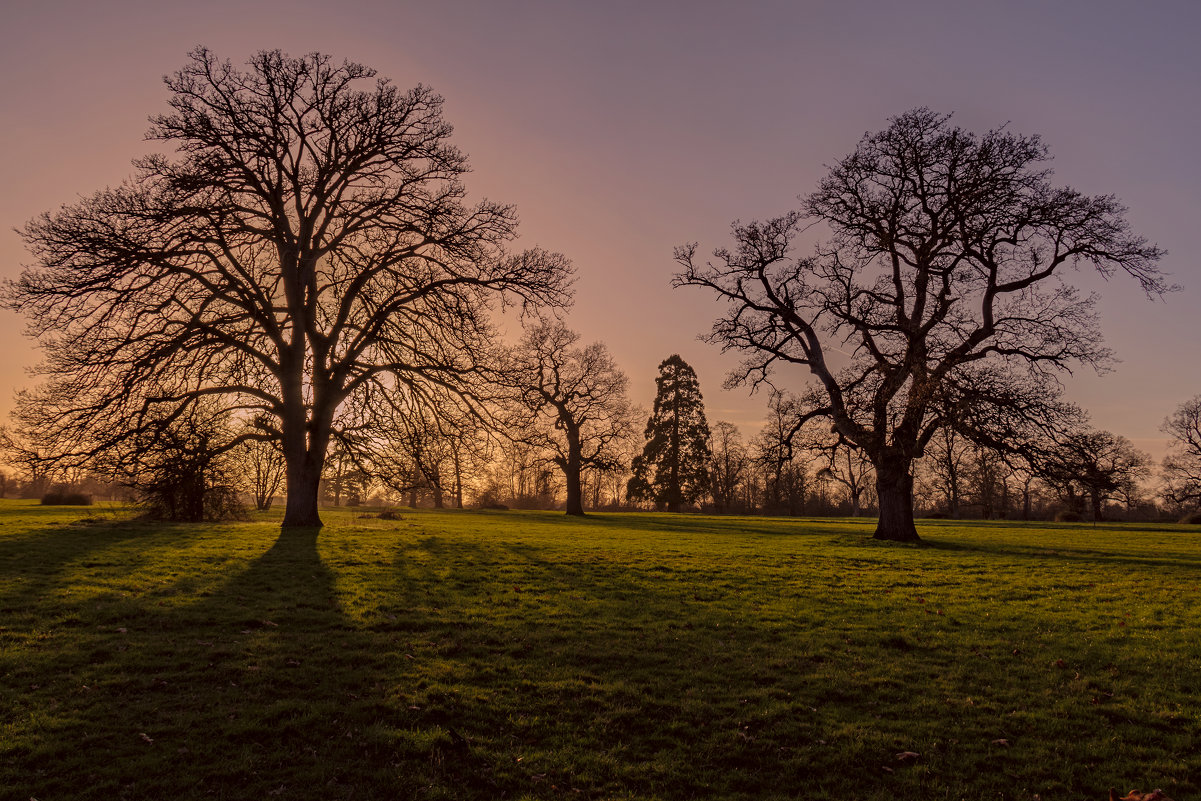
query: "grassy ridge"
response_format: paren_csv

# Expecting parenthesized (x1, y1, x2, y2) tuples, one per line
(1, 501, 1198, 800)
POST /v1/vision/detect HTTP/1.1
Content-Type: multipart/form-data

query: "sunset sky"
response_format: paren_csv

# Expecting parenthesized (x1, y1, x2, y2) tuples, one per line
(1, 0, 1197, 459)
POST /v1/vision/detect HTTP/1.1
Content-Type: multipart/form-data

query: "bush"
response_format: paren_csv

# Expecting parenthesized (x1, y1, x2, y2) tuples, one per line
(41, 491, 93, 506)
(1055, 510, 1083, 523)
(378, 508, 403, 520)
(1180, 512, 1201, 525)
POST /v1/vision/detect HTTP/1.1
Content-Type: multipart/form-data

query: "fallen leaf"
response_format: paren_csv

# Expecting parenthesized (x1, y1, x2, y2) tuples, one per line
(139, 732, 154, 744)
(896, 751, 920, 761)
(992, 738, 1010, 746)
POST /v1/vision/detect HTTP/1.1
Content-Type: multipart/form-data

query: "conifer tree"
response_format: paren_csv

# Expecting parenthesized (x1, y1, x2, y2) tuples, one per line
(628, 355, 711, 512)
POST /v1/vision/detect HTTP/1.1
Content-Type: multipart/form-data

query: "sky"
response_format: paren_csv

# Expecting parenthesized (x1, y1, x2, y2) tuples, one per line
(1, 0, 1198, 459)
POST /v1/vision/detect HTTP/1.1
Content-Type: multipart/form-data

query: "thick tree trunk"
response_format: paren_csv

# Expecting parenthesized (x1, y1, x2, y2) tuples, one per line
(282, 459, 324, 527)
(873, 459, 920, 542)
(564, 435, 585, 516)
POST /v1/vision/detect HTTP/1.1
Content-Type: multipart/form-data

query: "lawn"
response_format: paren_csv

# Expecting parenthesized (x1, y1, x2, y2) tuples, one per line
(1, 500, 1198, 800)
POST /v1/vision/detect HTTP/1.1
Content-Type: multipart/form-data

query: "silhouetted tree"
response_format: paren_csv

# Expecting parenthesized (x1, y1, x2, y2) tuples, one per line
(506, 318, 636, 516)
(708, 421, 748, 513)
(111, 406, 244, 522)
(753, 391, 810, 515)
(240, 435, 286, 512)
(363, 388, 487, 509)
(1041, 428, 1152, 522)
(628, 355, 711, 512)
(676, 108, 1166, 541)
(6, 48, 572, 528)
(816, 438, 874, 517)
(1161, 396, 1201, 510)
(924, 426, 971, 518)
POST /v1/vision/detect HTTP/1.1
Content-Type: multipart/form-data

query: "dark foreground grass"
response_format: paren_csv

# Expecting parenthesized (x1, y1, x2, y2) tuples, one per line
(1, 501, 1199, 800)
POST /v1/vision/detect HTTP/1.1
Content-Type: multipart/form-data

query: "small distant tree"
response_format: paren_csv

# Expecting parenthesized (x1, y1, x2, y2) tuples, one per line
(1041, 428, 1152, 522)
(112, 407, 244, 522)
(676, 108, 1167, 541)
(708, 421, 748, 513)
(363, 388, 487, 509)
(628, 355, 712, 512)
(241, 436, 285, 512)
(924, 426, 972, 518)
(1162, 396, 1201, 510)
(753, 391, 810, 515)
(506, 318, 637, 516)
(816, 438, 874, 517)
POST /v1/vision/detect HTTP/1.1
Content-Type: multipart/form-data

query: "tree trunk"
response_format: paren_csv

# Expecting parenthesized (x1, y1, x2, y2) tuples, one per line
(873, 459, 920, 542)
(564, 434, 585, 516)
(282, 458, 324, 527)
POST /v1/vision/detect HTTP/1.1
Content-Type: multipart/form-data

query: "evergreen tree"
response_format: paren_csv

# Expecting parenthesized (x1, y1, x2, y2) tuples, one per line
(628, 355, 711, 512)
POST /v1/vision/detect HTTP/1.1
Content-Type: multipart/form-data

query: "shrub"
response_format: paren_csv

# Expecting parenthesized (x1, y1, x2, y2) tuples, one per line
(1180, 512, 1201, 525)
(1055, 510, 1083, 523)
(378, 508, 403, 520)
(40, 491, 93, 506)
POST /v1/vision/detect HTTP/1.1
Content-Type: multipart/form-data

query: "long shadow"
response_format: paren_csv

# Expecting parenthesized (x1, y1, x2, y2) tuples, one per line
(483, 508, 873, 540)
(8, 526, 422, 800)
(921, 535, 1201, 572)
(0, 514, 207, 616)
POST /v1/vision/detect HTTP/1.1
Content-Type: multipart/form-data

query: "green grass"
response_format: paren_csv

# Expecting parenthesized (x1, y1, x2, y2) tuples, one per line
(1, 500, 1199, 800)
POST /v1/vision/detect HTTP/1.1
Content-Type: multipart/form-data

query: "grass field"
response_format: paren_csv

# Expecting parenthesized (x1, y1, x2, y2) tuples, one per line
(1, 500, 1198, 800)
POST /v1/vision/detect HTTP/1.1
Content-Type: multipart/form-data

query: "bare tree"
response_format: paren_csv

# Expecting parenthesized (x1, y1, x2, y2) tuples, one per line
(815, 438, 874, 517)
(752, 391, 811, 516)
(923, 426, 971, 518)
(107, 404, 245, 522)
(1162, 396, 1201, 510)
(6, 48, 572, 528)
(1041, 428, 1152, 522)
(363, 388, 488, 509)
(708, 421, 748, 513)
(240, 436, 286, 512)
(505, 318, 636, 516)
(675, 108, 1166, 541)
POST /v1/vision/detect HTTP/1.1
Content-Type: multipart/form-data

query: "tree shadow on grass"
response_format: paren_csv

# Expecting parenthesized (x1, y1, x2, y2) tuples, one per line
(0, 516, 207, 619)
(485, 508, 874, 541)
(920, 536, 1201, 573)
(5, 525, 472, 801)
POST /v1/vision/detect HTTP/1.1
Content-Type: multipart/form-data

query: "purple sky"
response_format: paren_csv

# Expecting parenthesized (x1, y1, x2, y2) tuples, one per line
(1, 0, 1197, 459)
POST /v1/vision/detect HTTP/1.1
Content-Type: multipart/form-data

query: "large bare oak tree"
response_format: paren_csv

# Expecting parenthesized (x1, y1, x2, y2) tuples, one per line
(675, 108, 1166, 541)
(6, 48, 572, 527)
